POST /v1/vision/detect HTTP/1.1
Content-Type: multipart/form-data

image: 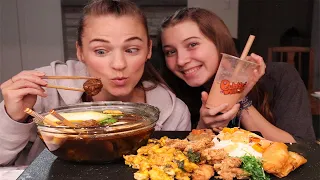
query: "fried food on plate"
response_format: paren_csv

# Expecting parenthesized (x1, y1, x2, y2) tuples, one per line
(273, 151, 307, 178)
(288, 151, 307, 169)
(192, 164, 214, 180)
(124, 137, 199, 180)
(124, 128, 307, 180)
(187, 129, 215, 141)
(262, 142, 290, 173)
(214, 157, 250, 180)
(201, 149, 228, 165)
(262, 142, 307, 178)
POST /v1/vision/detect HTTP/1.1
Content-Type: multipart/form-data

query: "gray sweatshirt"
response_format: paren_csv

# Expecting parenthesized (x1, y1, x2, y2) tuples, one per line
(0, 60, 191, 166)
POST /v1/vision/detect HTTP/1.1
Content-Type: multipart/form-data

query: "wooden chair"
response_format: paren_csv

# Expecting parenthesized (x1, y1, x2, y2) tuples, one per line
(268, 46, 314, 90)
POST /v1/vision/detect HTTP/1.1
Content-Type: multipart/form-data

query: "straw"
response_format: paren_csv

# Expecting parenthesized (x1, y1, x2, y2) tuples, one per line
(240, 35, 255, 60)
(233, 35, 256, 75)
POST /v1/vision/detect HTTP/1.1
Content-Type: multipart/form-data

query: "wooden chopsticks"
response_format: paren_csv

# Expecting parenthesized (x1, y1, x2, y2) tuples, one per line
(45, 84, 85, 92)
(41, 76, 99, 92)
(41, 76, 98, 80)
(50, 110, 77, 127)
(24, 108, 59, 126)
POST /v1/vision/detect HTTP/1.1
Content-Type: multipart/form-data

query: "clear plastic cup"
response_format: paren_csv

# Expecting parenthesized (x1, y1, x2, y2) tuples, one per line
(206, 53, 258, 111)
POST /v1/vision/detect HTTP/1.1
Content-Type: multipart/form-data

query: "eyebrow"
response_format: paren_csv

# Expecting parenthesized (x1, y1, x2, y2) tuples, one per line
(125, 36, 143, 42)
(183, 36, 201, 42)
(163, 36, 200, 48)
(89, 38, 110, 44)
(89, 37, 143, 44)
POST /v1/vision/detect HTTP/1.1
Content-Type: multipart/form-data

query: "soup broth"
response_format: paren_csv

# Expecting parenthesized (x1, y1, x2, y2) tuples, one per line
(39, 127, 153, 163)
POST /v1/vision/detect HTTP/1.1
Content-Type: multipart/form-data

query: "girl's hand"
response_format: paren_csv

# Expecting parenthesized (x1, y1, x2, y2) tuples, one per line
(0, 71, 48, 122)
(198, 91, 240, 133)
(242, 53, 266, 98)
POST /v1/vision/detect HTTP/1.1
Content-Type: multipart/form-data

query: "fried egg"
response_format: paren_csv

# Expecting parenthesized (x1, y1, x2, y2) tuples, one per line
(212, 137, 262, 158)
(210, 128, 268, 158)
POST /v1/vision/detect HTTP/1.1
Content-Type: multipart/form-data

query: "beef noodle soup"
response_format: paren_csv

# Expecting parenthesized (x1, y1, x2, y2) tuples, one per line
(37, 110, 156, 163)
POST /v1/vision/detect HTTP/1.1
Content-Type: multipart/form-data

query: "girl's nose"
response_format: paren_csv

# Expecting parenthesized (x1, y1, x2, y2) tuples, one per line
(177, 51, 191, 67)
(110, 51, 127, 70)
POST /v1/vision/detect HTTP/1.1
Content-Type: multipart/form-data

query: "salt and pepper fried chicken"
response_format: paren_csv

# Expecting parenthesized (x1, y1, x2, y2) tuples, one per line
(200, 149, 228, 165)
(214, 157, 250, 180)
(186, 129, 215, 142)
(184, 138, 214, 153)
(163, 138, 190, 151)
(164, 129, 215, 153)
(192, 164, 214, 180)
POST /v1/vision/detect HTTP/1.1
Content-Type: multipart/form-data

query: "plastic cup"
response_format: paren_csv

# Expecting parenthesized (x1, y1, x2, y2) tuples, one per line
(206, 53, 258, 111)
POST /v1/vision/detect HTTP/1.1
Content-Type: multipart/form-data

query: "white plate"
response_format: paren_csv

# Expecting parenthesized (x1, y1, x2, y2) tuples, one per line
(0, 166, 27, 180)
(311, 93, 320, 99)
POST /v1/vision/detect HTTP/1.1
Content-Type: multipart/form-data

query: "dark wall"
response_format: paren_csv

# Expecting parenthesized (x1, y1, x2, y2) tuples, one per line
(238, 0, 314, 59)
(61, 0, 187, 6)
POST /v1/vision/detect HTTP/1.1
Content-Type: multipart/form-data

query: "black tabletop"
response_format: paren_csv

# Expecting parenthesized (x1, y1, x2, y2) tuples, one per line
(18, 131, 320, 180)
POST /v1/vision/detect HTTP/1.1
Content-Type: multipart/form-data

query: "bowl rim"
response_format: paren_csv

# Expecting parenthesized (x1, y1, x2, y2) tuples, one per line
(36, 101, 160, 130)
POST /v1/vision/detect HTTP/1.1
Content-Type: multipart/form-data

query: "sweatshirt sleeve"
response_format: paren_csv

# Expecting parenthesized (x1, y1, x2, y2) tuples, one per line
(0, 101, 35, 165)
(175, 99, 192, 131)
(147, 83, 192, 131)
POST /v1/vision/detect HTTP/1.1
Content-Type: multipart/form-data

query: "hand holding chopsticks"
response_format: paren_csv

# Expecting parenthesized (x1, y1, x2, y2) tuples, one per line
(2, 71, 101, 123)
(2, 73, 102, 123)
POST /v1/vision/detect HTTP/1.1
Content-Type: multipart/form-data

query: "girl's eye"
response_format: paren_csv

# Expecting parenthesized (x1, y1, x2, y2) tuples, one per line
(94, 49, 107, 56)
(188, 42, 199, 48)
(165, 50, 176, 57)
(125, 48, 139, 53)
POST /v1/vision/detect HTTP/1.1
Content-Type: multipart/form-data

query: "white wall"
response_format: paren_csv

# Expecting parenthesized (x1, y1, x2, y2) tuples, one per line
(17, 0, 65, 70)
(0, 0, 64, 101)
(0, 0, 3, 92)
(188, 0, 238, 38)
(0, 0, 23, 101)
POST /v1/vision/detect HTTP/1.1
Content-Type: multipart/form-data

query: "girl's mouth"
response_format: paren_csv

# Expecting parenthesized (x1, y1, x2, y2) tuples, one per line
(182, 65, 202, 77)
(111, 77, 128, 86)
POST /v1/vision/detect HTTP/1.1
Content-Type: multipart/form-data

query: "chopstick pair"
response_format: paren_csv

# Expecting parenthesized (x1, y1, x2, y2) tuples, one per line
(49, 110, 77, 127)
(41, 76, 99, 92)
(24, 108, 76, 127)
(24, 108, 58, 126)
(42, 76, 98, 80)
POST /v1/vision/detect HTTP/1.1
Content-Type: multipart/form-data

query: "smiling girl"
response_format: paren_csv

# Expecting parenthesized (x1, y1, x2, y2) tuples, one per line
(159, 7, 315, 143)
